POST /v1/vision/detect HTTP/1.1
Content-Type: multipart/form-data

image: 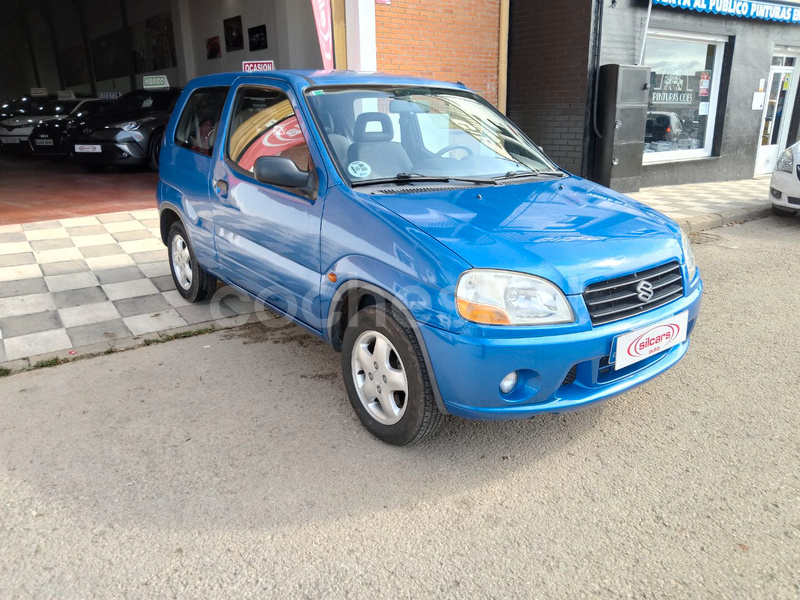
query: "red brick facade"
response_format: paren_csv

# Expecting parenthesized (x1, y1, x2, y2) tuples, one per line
(375, 0, 501, 106)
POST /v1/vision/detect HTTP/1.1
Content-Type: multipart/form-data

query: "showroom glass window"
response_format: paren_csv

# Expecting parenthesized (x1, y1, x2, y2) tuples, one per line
(643, 30, 726, 163)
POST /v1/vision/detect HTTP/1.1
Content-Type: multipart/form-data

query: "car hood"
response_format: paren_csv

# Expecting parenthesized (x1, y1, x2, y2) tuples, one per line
(82, 110, 164, 131)
(368, 176, 683, 295)
(2, 114, 65, 127)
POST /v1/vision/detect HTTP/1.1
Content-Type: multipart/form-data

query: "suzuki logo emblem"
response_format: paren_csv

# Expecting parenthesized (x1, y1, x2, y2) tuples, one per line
(636, 280, 655, 303)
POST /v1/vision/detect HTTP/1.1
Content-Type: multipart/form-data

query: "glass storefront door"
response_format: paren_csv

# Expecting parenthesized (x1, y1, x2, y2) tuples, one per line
(755, 56, 799, 175)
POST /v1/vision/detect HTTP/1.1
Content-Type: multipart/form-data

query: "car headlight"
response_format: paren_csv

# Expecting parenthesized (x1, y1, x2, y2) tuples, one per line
(776, 148, 794, 173)
(456, 269, 574, 326)
(113, 121, 141, 131)
(680, 230, 697, 281)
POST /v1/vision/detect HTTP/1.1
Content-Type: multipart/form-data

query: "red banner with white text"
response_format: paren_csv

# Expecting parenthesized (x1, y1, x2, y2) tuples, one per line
(311, 0, 334, 70)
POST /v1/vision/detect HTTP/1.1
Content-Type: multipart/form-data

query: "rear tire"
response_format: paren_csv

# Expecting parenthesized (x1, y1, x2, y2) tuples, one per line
(148, 131, 163, 172)
(342, 304, 443, 446)
(167, 221, 216, 302)
(772, 205, 796, 217)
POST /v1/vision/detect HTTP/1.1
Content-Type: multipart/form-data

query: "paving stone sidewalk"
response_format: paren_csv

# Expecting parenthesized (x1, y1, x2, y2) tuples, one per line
(0, 209, 261, 368)
(0, 177, 776, 368)
(629, 177, 771, 231)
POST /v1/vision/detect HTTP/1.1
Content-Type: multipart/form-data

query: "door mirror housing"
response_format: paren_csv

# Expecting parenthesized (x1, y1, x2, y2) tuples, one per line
(253, 156, 317, 199)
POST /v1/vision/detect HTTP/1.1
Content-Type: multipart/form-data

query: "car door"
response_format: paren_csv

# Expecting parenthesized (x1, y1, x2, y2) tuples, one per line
(161, 86, 229, 269)
(211, 80, 327, 331)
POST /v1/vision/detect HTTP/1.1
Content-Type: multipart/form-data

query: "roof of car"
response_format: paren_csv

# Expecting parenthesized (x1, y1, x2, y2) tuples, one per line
(183, 70, 468, 92)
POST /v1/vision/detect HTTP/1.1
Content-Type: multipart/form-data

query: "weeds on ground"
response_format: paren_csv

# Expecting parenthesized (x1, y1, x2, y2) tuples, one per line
(0, 367, 11, 377)
(143, 327, 216, 346)
(33, 357, 64, 369)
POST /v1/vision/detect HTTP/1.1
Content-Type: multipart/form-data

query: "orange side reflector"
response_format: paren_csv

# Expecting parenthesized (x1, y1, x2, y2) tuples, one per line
(328, 273, 337, 282)
(456, 298, 511, 325)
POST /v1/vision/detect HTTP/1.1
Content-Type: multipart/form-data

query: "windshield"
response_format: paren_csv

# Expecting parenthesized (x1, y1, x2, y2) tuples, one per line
(40, 100, 80, 115)
(305, 86, 558, 185)
(106, 90, 176, 113)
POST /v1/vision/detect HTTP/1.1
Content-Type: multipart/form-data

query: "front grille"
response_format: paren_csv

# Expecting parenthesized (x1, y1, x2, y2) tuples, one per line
(788, 197, 800, 206)
(583, 261, 683, 326)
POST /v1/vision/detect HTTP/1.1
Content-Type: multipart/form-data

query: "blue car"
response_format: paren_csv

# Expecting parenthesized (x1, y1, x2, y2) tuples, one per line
(157, 71, 702, 445)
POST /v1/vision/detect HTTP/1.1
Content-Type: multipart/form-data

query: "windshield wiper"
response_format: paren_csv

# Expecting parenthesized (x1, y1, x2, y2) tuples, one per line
(496, 168, 567, 181)
(351, 172, 498, 187)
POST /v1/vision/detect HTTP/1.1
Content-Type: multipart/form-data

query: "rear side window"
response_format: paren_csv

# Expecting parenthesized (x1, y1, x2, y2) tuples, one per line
(174, 87, 229, 156)
(226, 87, 311, 173)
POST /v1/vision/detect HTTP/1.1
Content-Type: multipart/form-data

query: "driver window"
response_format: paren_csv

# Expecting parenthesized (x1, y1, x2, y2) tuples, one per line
(227, 87, 312, 173)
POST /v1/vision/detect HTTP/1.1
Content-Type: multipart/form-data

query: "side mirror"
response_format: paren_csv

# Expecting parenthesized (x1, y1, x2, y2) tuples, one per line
(253, 156, 317, 199)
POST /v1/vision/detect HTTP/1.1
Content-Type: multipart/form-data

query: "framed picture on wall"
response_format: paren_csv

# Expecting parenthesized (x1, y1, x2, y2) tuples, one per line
(223, 16, 244, 52)
(248, 25, 268, 51)
(206, 36, 221, 59)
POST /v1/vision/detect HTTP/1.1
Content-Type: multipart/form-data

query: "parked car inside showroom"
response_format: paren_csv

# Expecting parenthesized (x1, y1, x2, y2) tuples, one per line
(0, 93, 56, 120)
(0, 93, 95, 150)
(70, 82, 182, 171)
(769, 142, 800, 216)
(29, 99, 112, 156)
(158, 71, 702, 445)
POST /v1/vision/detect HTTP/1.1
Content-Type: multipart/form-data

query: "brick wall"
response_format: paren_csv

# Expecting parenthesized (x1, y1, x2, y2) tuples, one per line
(507, 0, 594, 174)
(375, 0, 501, 106)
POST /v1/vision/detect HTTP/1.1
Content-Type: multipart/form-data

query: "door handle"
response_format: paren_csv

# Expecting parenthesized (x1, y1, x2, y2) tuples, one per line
(214, 179, 229, 195)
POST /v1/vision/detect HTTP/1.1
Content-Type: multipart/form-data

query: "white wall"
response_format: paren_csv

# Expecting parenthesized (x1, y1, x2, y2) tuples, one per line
(0, 0, 324, 101)
(186, 0, 322, 78)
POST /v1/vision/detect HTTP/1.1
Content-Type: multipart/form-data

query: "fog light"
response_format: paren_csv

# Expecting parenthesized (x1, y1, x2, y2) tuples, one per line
(121, 152, 128, 158)
(771, 187, 782, 199)
(499, 371, 519, 394)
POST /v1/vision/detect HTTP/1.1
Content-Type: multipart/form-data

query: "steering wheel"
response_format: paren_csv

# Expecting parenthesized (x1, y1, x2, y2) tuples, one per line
(435, 144, 474, 158)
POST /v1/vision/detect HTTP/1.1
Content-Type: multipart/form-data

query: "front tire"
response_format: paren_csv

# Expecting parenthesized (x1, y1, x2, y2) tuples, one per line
(167, 221, 216, 302)
(342, 304, 443, 446)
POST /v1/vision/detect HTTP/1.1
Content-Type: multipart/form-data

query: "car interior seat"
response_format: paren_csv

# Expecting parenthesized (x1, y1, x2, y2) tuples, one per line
(347, 112, 412, 179)
(318, 110, 351, 166)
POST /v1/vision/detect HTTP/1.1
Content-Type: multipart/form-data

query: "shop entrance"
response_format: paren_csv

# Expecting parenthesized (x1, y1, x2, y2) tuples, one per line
(755, 55, 799, 175)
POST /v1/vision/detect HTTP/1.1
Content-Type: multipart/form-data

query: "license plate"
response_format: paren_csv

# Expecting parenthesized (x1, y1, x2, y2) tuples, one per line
(612, 311, 688, 370)
(0, 137, 18, 144)
(75, 144, 101, 153)
(34, 139, 54, 146)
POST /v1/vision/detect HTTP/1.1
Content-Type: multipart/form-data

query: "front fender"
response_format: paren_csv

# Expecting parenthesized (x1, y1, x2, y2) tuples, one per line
(322, 255, 466, 342)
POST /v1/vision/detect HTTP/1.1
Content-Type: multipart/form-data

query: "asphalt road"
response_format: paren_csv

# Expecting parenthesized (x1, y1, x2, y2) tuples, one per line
(1, 217, 799, 599)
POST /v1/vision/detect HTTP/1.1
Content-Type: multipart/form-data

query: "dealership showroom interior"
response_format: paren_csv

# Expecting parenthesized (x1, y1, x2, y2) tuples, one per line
(0, 0, 799, 597)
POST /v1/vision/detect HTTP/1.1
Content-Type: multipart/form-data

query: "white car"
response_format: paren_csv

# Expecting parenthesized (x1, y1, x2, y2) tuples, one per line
(0, 98, 99, 149)
(770, 143, 800, 217)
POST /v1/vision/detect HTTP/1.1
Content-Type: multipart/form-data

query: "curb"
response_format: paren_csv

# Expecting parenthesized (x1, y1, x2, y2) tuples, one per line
(678, 203, 771, 233)
(0, 317, 248, 375)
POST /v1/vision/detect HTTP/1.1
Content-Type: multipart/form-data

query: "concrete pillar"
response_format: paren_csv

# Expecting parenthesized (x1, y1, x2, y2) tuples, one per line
(172, 0, 196, 83)
(345, 0, 376, 72)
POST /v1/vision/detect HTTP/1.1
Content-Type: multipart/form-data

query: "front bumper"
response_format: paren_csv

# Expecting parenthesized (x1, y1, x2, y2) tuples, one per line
(0, 131, 31, 148)
(419, 277, 702, 420)
(70, 131, 148, 166)
(769, 170, 800, 212)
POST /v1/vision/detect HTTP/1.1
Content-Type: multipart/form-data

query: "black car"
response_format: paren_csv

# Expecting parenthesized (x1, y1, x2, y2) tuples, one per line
(29, 99, 112, 156)
(0, 94, 56, 120)
(70, 87, 183, 171)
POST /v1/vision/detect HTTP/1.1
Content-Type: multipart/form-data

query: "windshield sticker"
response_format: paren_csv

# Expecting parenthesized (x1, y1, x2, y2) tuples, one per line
(348, 161, 371, 178)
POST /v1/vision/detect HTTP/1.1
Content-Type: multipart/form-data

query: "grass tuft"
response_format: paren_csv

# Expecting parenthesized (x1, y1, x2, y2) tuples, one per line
(33, 357, 63, 369)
